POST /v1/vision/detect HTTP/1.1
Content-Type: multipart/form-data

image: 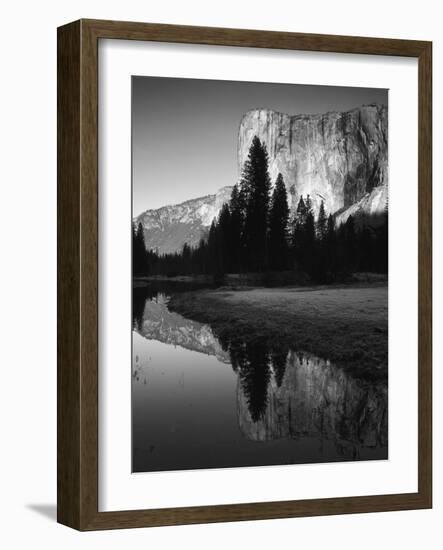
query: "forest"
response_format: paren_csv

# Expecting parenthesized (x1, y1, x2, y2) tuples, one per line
(133, 136, 388, 283)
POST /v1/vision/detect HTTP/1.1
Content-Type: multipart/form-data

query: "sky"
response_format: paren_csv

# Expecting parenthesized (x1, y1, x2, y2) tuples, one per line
(132, 77, 388, 216)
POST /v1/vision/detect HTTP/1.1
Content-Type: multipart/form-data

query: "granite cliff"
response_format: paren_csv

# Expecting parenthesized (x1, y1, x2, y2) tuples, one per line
(135, 104, 388, 254)
(238, 104, 388, 221)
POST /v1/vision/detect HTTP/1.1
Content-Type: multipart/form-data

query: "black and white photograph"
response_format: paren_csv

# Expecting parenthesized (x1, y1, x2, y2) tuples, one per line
(131, 76, 389, 473)
(1, 0, 437, 541)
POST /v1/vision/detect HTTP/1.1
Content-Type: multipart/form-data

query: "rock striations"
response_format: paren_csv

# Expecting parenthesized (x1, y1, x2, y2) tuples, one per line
(238, 351, 388, 451)
(135, 104, 388, 254)
(238, 104, 388, 220)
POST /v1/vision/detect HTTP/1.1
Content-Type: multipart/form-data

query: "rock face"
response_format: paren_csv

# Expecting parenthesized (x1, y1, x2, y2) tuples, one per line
(135, 104, 388, 254)
(335, 183, 388, 227)
(238, 104, 388, 220)
(134, 186, 233, 254)
(238, 351, 388, 452)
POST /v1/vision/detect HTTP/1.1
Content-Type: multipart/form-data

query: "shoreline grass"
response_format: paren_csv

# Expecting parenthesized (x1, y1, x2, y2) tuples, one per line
(168, 283, 388, 382)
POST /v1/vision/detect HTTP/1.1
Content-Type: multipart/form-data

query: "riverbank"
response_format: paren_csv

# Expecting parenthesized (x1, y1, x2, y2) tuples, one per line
(169, 283, 388, 381)
(134, 271, 387, 288)
(133, 271, 302, 287)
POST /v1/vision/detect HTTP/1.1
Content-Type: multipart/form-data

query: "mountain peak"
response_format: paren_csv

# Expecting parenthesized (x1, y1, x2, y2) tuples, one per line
(134, 186, 233, 254)
(135, 104, 388, 255)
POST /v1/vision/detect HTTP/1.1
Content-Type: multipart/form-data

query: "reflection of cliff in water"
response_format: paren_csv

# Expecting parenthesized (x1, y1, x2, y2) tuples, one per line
(133, 283, 387, 457)
(133, 284, 229, 363)
(236, 349, 388, 452)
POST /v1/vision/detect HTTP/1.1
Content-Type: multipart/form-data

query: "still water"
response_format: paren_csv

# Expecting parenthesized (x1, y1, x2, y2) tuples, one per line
(132, 282, 388, 472)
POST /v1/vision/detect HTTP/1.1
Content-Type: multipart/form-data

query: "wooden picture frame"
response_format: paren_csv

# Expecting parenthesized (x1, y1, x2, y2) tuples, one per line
(57, 19, 432, 530)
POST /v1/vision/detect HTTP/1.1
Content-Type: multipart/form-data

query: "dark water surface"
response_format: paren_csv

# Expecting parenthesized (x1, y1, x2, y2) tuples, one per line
(132, 281, 388, 472)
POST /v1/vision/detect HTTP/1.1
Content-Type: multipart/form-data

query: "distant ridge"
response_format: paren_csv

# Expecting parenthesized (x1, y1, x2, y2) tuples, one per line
(134, 186, 233, 254)
(135, 104, 388, 255)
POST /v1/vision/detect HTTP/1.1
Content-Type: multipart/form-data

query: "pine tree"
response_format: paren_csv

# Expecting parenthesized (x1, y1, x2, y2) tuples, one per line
(304, 208, 316, 276)
(375, 213, 388, 273)
(181, 243, 192, 274)
(357, 226, 374, 272)
(132, 223, 138, 275)
(316, 200, 327, 240)
(326, 213, 335, 239)
(344, 215, 357, 271)
(291, 196, 306, 253)
(241, 136, 271, 271)
(217, 203, 232, 273)
(207, 220, 222, 276)
(325, 213, 337, 278)
(290, 194, 317, 278)
(229, 184, 244, 272)
(295, 195, 307, 226)
(268, 173, 289, 270)
(133, 222, 148, 276)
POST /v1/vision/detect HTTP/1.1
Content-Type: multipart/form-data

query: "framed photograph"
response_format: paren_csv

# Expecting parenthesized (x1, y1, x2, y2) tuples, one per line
(57, 19, 432, 530)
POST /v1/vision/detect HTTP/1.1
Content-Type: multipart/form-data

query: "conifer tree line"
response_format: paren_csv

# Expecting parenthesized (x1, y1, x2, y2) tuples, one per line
(132, 223, 158, 276)
(133, 135, 388, 282)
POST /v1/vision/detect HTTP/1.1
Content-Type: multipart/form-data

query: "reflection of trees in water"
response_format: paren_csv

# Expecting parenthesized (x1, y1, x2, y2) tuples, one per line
(132, 285, 387, 455)
(133, 285, 318, 425)
(132, 287, 147, 331)
(133, 282, 176, 330)
(271, 347, 290, 387)
(239, 344, 271, 422)
(133, 285, 387, 457)
(133, 284, 292, 423)
(236, 350, 388, 452)
(227, 339, 290, 422)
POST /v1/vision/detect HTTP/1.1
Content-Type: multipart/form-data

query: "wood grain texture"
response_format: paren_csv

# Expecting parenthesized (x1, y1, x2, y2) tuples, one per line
(417, 42, 432, 506)
(57, 19, 432, 531)
(57, 20, 81, 529)
(83, 18, 429, 57)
